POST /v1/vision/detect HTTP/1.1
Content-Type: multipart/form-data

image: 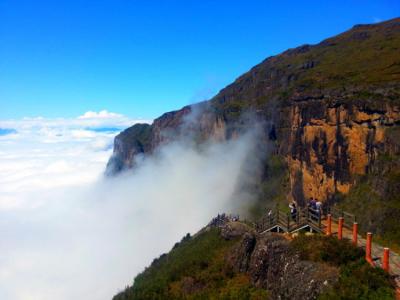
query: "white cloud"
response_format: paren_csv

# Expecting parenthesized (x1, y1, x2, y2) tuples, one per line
(0, 111, 148, 210)
(0, 111, 260, 300)
(0, 111, 151, 139)
(78, 110, 123, 119)
(70, 129, 97, 139)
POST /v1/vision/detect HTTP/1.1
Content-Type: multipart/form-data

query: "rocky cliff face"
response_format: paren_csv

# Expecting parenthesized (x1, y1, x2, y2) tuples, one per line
(282, 99, 399, 204)
(106, 18, 400, 204)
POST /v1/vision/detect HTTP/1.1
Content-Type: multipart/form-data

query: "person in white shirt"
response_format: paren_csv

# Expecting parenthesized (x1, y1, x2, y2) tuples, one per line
(315, 200, 322, 217)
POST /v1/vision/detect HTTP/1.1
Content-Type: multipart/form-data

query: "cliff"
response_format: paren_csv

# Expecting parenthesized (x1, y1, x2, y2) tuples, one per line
(107, 18, 400, 222)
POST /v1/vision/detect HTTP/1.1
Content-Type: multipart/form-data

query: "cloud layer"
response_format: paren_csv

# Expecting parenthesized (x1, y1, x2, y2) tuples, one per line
(0, 111, 149, 210)
(0, 111, 258, 300)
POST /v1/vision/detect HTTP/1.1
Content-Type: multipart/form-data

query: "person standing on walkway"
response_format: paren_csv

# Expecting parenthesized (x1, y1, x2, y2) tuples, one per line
(267, 209, 273, 225)
(308, 198, 317, 221)
(309, 198, 317, 210)
(290, 202, 297, 221)
(315, 199, 322, 218)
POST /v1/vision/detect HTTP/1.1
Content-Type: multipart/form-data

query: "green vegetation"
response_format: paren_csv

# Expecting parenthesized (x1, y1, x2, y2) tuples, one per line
(337, 177, 400, 249)
(335, 132, 400, 250)
(211, 18, 400, 114)
(320, 261, 395, 300)
(113, 228, 268, 300)
(290, 234, 364, 266)
(248, 154, 290, 219)
(290, 235, 395, 300)
(114, 228, 396, 299)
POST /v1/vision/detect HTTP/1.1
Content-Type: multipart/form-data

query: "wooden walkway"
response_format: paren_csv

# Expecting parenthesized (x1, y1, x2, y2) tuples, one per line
(256, 206, 326, 235)
(256, 206, 400, 297)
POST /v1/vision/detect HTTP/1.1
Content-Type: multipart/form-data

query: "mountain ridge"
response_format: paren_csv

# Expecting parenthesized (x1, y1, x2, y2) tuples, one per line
(106, 16, 400, 244)
(108, 17, 400, 300)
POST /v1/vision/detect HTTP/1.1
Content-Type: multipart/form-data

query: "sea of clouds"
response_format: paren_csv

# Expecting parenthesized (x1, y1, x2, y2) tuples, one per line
(0, 110, 140, 211)
(0, 110, 259, 300)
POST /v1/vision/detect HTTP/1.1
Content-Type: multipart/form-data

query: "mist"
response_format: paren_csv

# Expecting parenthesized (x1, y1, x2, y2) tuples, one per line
(0, 113, 260, 300)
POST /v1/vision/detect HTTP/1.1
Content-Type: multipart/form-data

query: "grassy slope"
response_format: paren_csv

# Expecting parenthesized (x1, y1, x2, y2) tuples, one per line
(113, 229, 268, 300)
(210, 17, 400, 115)
(290, 235, 394, 300)
(114, 228, 395, 299)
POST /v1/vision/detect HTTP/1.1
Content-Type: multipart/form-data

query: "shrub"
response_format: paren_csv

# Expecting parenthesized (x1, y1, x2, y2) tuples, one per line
(113, 228, 268, 299)
(290, 234, 364, 266)
(319, 260, 394, 299)
(290, 234, 395, 299)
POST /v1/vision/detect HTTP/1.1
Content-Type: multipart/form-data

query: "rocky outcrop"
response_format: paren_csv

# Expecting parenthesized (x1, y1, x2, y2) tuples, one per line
(231, 233, 338, 300)
(106, 18, 400, 204)
(214, 222, 339, 300)
(106, 123, 152, 174)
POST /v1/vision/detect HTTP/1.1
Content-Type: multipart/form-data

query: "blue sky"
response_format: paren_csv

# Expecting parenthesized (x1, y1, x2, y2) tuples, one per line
(0, 0, 399, 119)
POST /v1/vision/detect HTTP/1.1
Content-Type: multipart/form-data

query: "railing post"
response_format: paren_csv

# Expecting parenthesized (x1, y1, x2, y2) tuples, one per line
(318, 212, 321, 228)
(383, 248, 390, 272)
(326, 214, 332, 236)
(287, 213, 290, 232)
(352, 222, 358, 246)
(338, 217, 344, 240)
(366, 232, 373, 265)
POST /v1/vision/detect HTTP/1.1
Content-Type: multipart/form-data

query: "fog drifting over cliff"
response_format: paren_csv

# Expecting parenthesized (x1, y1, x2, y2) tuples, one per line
(0, 111, 258, 300)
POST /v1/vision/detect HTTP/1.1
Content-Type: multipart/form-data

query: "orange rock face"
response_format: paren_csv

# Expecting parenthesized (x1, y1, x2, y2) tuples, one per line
(286, 103, 400, 202)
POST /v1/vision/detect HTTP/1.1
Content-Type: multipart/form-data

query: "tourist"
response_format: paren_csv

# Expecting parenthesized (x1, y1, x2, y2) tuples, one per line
(290, 202, 297, 221)
(308, 198, 317, 221)
(316, 200, 322, 217)
(309, 198, 317, 210)
(267, 209, 273, 225)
